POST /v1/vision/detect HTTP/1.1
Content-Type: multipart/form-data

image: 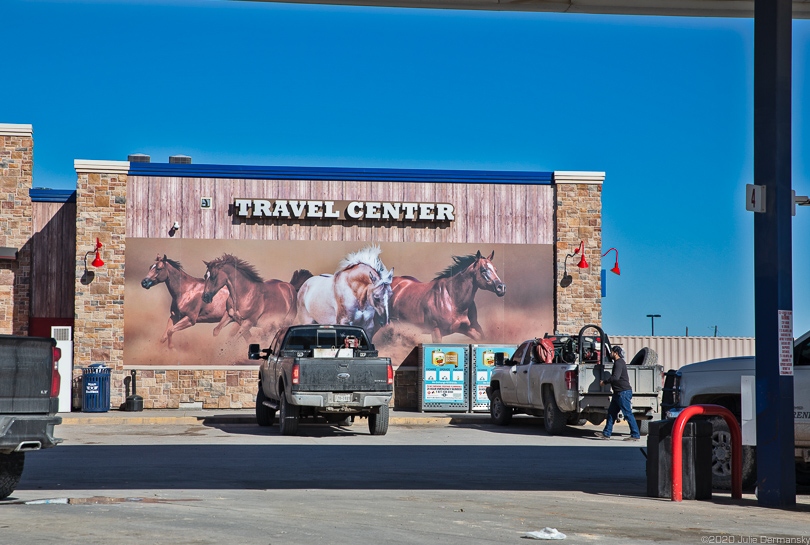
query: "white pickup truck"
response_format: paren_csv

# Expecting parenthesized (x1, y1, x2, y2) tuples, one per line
(486, 325, 663, 436)
(663, 330, 810, 489)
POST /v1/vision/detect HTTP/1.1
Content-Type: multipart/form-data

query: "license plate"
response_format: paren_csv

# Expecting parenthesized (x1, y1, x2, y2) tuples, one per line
(334, 394, 352, 403)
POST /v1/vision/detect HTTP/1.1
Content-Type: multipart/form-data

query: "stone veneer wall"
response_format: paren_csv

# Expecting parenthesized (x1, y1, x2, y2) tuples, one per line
(73, 161, 261, 410)
(136, 369, 259, 409)
(74, 163, 129, 408)
(0, 125, 34, 336)
(554, 172, 604, 333)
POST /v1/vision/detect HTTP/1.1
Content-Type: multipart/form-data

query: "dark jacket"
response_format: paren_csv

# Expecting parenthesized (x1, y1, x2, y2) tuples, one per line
(603, 357, 632, 393)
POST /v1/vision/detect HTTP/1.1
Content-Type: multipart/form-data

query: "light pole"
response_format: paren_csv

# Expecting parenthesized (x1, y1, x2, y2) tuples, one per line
(646, 314, 661, 336)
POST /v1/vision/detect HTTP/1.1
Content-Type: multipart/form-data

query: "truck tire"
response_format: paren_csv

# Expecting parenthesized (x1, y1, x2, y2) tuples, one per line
(279, 395, 300, 436)
(629, 347, 658, 366)
(543, 394, 567, 435)
(639, 419, 650, 436)
(325, 414, 352, 427)
(490, 389, 511, 426)
(368, 404, 389, 435)
(255, 386, 276, 427)
(710, 417, 757, 490)
(0, 452, 25, 501)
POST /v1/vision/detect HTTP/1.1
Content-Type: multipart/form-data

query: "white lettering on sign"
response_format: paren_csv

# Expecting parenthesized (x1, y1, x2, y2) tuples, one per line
(779, 309, 793, 376)
(233, 199, 455, 223)
(306, 201, 323, 218)
(346, 202, 364, 220)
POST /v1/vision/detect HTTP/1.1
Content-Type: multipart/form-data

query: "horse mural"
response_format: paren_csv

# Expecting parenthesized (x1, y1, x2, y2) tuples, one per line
(140, 255, 237, 349)
(295, 246, 394, 339)
(389, 250, 506, 342)
(201, 254, 298, 341)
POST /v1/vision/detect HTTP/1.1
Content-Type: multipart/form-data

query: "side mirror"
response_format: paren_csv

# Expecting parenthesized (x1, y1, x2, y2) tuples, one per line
(248, 344, 263, 360)
(494, 352, 505, 366)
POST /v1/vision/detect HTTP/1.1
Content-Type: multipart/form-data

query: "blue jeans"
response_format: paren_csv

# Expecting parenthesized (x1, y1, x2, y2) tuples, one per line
(603, 389, 640, 438)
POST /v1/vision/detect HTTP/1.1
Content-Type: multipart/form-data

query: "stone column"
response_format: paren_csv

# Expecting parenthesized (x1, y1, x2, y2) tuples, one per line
(553, 171, 604, 334)
(74, 160, 129, 409)
(0, 124, 34, 336)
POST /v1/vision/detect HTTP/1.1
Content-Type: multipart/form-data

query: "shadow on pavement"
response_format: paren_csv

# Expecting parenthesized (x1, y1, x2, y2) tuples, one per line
(14, 443, 650, 495)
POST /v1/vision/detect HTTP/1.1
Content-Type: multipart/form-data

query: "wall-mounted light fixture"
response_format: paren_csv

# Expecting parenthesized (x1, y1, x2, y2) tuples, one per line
(560, 240, 588, 287)
(601, 247, 621, 275)
(81, 238, 104, 284)
(168, 221, 180, 237)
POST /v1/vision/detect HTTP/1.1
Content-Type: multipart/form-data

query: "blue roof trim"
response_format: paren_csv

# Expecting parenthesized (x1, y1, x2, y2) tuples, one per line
(128, 162, 554, 184)
(30, 189, 77, 203)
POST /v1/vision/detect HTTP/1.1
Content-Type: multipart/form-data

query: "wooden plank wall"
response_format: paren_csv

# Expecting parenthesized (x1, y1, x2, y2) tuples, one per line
(126, 177, 555, 244)
(31, 201, 76, 318)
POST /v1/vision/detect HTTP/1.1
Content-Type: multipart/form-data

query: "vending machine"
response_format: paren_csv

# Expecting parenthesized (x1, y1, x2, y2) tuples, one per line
(469, 344, 517, 412)
(417, 344, 469, 412)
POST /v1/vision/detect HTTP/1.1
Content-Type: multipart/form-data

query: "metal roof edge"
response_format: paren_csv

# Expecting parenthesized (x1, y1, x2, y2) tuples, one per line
(30, 188, 77, 203)
(127, 162, 554, 184)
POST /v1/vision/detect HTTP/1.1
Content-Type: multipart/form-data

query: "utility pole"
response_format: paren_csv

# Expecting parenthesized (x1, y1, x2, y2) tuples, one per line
(646, 314, 661, 336)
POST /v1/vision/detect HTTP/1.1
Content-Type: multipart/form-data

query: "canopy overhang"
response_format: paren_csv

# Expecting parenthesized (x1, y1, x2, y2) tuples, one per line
(233, 0, 810, 18)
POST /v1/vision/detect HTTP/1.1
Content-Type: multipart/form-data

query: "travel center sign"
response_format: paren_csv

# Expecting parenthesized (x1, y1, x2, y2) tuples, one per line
(233, 199, 456, 222)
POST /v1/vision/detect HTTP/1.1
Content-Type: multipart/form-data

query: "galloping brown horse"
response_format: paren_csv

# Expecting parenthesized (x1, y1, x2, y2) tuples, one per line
(140, 255, 237, 349)
(201, 254, 297, 341)
(389, 251, 506, 342)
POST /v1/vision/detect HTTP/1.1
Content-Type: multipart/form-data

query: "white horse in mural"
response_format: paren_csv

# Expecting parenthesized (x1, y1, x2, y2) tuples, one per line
(295, 246, 394, 340)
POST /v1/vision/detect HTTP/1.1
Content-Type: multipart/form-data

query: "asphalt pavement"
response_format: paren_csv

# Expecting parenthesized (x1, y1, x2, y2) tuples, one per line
(3, 409, 808, 545)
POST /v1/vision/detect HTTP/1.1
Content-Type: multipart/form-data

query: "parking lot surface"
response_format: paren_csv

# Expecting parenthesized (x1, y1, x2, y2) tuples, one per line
(2, 412, 808, 545)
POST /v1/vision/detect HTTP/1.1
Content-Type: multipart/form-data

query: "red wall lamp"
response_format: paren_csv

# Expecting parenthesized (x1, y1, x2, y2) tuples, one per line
(601, 247, 621, 275)
(560, 241, 588, 287)
(561, 242, 621, 288)
(81, 238, 104, 284)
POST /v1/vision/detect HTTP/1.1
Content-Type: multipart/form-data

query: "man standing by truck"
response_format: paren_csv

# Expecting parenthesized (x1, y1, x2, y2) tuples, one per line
(595, 346, 641, 441)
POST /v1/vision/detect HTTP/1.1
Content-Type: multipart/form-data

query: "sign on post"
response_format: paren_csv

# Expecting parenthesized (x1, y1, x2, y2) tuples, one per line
(746, 184, 766, 213)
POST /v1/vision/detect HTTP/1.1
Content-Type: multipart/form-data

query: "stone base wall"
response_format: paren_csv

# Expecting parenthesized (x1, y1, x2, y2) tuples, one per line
(71, 367, 419, 411)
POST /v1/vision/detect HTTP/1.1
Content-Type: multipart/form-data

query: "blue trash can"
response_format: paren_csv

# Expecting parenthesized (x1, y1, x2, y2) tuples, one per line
(82, 364, 111, 412)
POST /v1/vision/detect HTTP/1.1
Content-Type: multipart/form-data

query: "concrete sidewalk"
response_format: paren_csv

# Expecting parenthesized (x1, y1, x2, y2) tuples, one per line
(58, 408, 496, 426)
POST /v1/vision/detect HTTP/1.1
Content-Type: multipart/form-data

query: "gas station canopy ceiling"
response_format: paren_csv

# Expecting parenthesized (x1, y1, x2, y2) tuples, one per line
(235, 0, 810, 18)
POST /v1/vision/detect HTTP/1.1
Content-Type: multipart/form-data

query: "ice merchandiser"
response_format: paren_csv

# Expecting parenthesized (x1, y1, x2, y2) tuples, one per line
(470, 344, 518, 412)
(418, 344, 469, 412)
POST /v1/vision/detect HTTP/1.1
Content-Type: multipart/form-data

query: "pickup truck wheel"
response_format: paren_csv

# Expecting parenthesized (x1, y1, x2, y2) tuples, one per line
(0, 452, 25, 501)
(639, 419, 650, 436)
(543, 395, 567, 435)
(255, 387, 276, 427)
(325, 414, 352, 427)
(279, 395, 300, 436)
(490, 390, 512, 426)
(368, 404, 389, 435)
(710, 417, 756, 490)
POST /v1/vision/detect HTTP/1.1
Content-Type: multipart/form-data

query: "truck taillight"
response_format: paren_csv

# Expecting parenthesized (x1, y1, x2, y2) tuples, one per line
(387, 364, 393, 385)
(292, 364, 299, 385)
(565, 370, 577, 390)
(51, 348, 62, 398)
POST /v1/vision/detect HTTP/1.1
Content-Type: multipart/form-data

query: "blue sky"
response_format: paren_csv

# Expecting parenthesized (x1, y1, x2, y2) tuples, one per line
(5, 0, 810, 337)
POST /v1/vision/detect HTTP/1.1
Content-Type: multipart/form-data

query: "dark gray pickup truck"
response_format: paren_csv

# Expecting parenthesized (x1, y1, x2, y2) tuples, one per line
(0, 334, 63, 500)
(249, 325, 394, 436)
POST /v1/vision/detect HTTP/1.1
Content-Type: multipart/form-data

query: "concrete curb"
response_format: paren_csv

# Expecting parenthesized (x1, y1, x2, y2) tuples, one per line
(58, 412, 495, 427)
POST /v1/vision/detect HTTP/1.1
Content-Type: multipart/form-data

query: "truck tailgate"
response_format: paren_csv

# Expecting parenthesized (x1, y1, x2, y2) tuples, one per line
(294, 358, 391, 392)
(0, 335, 56, 414)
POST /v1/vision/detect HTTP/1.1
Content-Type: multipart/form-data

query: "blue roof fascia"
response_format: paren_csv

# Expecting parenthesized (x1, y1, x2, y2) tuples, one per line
(30, 189, 77, 203)
(128, 162, 554, 185)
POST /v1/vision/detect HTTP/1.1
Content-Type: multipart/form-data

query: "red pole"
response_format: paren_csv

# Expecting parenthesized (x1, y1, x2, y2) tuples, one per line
(671, 404, 742, 501)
